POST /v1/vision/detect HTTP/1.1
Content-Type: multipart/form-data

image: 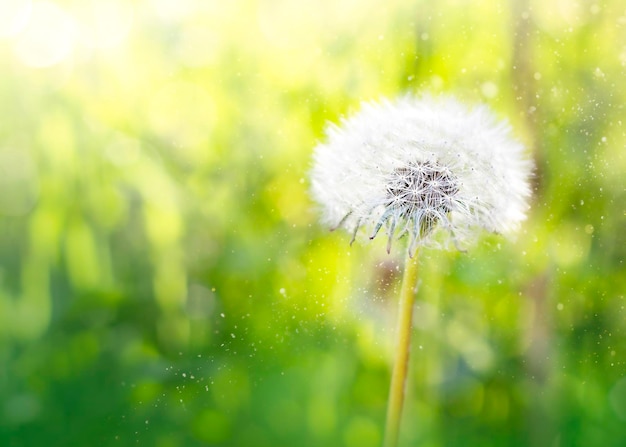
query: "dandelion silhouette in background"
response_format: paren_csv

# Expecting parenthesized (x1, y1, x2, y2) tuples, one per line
(311, 95, 532, 447)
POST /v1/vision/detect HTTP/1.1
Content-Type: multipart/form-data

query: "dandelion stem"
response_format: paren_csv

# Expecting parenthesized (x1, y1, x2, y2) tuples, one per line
(383, 250, 419, 447)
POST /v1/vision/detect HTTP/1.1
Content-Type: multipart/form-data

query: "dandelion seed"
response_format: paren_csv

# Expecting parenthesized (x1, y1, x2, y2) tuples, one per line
(311, 95, 532, 254)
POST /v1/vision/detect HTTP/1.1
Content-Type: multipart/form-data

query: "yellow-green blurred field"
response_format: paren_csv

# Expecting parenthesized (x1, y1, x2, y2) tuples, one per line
(1, 0, 625, 446)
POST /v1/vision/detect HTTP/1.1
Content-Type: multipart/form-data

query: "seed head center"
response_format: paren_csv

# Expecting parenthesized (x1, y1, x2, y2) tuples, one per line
(386, 161, 459, 213)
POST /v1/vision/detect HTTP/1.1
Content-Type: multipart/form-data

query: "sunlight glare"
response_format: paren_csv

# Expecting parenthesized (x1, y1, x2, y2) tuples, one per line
(0, 0, 32, 38)
(12, 1, 75, 68)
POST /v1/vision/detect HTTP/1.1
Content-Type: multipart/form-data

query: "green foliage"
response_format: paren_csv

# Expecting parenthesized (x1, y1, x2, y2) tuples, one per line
(1, 0, 625, 446)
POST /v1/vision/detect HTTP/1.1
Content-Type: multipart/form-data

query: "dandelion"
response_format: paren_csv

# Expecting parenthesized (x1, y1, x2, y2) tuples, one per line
(310, 95, 532, 447)
(311, 95, 532, 255)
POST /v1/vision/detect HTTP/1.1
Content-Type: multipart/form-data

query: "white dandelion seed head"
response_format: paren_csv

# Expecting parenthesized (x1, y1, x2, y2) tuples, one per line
(310, 95, 533, 254)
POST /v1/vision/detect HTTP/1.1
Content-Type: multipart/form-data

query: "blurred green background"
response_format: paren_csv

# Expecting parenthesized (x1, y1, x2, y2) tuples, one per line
(1, 0, 625, 446)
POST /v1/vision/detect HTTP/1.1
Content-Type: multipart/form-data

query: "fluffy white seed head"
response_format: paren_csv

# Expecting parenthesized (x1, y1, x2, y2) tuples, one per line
(310, 95, 533, 254)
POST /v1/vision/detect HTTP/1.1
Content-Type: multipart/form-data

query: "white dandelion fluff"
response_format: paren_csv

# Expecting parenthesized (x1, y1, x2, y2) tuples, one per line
(311, 95, 533, 254)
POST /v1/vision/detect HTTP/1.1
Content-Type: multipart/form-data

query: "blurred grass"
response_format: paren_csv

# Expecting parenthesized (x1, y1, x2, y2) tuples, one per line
(1, 0, 625, 446)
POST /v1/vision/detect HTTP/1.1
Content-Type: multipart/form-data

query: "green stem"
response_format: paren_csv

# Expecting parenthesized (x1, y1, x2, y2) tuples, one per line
(383, 251, 420, 447)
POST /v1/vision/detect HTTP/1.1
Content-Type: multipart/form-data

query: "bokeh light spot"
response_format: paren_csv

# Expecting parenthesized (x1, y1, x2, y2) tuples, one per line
(74, 0, 134, 50)
(12, 1, 75, 68)
(0, 0, 32, 38)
